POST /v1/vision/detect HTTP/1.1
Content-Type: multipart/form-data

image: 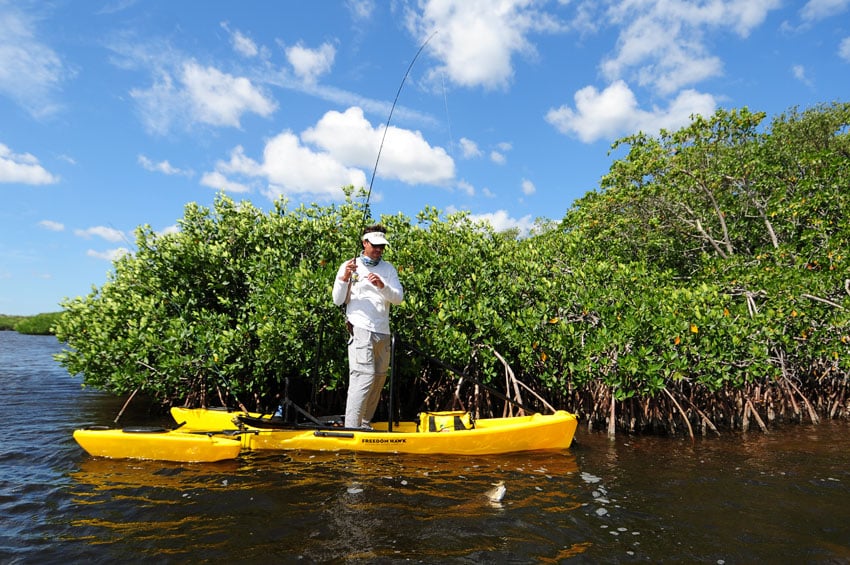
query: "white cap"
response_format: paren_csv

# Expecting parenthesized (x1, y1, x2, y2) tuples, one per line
(362, 231, 389, 246)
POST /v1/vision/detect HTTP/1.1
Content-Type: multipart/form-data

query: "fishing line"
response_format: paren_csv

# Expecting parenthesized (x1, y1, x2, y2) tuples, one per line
(359, 30, 438, 229)
(340, 31, 437, 323)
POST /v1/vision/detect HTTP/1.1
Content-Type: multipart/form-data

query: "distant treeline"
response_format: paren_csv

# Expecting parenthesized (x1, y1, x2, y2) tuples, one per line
(0, 313, 63, 335)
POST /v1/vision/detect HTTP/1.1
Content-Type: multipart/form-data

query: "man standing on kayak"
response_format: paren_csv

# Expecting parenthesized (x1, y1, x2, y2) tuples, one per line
(332, 225, 404, 429)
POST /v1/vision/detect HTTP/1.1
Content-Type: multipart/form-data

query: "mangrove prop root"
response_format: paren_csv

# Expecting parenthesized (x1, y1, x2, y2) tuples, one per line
(513, 377, 557, 414)
(746, 399, 769, 433)
(563, 364, 848, 437)
(452, 377, 467, 412)
(663, 386, 695, 441)
(114, 387, 139, 424)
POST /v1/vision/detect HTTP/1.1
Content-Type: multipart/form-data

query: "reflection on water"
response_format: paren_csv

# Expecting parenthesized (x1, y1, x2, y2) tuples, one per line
(2, 332, 850, 563)
(72, 457, 243, 492)
(66, 449, 585, 562)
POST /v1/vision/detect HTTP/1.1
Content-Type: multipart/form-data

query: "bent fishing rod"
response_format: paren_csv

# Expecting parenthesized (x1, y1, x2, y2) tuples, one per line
(356, 30, 437, 240)
(341, 30, 436, 317)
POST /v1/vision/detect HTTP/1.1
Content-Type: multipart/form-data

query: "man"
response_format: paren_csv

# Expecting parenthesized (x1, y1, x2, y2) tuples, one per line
(332, 224, 404, 429)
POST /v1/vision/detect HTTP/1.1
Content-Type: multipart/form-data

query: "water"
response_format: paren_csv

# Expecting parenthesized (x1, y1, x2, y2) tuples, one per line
(1, 331, 849, 563)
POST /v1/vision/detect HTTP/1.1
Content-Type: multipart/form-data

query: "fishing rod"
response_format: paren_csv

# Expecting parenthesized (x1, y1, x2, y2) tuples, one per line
(356, 30, 437, 236)
(340, 31, 436, 303)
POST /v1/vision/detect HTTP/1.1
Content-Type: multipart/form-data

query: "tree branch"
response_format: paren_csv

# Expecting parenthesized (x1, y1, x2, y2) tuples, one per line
(801, 293, 845, 310)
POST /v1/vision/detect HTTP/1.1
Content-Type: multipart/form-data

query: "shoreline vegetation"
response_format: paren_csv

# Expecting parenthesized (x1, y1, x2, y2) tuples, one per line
(0, 313, 63, 335)
(35, 103, 850, 436)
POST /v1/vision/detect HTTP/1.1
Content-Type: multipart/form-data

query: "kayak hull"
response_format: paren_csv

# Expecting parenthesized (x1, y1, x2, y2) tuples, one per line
(73, 427, 243, 462)
(171, 408, 578, 456)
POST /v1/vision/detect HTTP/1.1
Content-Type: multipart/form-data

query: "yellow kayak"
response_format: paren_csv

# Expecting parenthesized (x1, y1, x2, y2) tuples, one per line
(170, 407, 578, 456)
(73, 426, 243, 462)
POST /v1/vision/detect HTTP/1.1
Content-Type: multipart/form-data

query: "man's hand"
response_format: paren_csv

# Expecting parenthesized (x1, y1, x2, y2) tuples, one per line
(342, 258, 357, 282)
(366, 273, 384, 288)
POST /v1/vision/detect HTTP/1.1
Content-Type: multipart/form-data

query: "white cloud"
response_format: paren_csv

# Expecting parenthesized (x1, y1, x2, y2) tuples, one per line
(129, 60, 275, 134)
(203, 132, 365, 200)
(110, 23, 439, 138)
(459, 137, 482, 158)
(199, 170, 252, 193)
(87, 248, 130, 261)
(75, 226, 126, 243)
(286, 42, 336, 84)
(800, 0, 850, 22)
(159, 225, 180, 236)
(263, 131, 368, 199)
(489, 141, 513, 164)
(38, 220, 64, 231)
(0, 143, 59, 185)
(231, 29, 259, 57)
(409, 0, 566, 90)
(457, 179, 475, 196)
(138, 154, 192, 176)
(468, 209, 535, 235)
(347, 0, 376, 21)
(725, 0, 784, 35)
(792, 64, 813, 86)
(302, 107, 454, 185)
(601, 0, 780, 94)
(204, 106, 455, 202)
(545, 80, 716, 143)
(129, 72, 178, 135)
(220, 22, 264, 58)
(200, 146, 258, 193)
(214, 145, 263, 177)
(181, 62, 276, 127)
(0, 6, 69, 119)
(521, 178, 536, 196)
(840, 37, 850, 62)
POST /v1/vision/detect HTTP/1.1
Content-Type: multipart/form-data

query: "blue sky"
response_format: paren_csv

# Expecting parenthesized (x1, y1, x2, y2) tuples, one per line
(1, 0, 849, 315)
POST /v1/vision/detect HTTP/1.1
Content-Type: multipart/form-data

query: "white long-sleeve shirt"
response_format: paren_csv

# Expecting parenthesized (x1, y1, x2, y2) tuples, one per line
(332, 256, 403, 335)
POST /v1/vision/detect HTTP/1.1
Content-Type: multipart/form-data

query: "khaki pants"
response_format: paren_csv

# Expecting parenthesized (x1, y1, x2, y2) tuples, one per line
(345, 326, 391, 428)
